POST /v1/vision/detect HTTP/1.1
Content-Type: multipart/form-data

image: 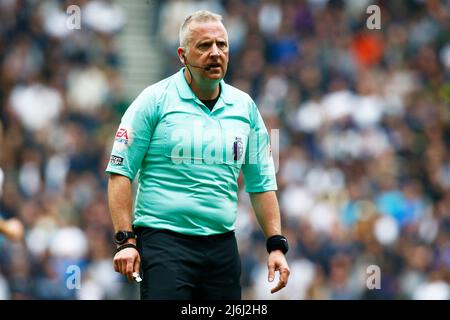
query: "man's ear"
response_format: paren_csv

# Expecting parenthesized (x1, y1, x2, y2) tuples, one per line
(177, 47, 186, 65)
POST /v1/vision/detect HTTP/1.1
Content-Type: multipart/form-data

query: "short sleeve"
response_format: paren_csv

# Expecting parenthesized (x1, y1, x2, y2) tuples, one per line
(241, 101, 278, 192)
(105, 88, 159, 181)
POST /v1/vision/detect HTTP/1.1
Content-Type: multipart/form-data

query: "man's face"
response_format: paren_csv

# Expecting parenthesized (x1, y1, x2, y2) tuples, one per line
(184, 20, 229, 81)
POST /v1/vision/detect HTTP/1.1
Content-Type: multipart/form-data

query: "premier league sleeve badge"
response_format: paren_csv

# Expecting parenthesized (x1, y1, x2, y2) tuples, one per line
(233, 137, 243, 161)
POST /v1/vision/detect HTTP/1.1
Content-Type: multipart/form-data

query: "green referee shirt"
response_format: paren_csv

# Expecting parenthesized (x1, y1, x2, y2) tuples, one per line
(106, 68, 277, 236)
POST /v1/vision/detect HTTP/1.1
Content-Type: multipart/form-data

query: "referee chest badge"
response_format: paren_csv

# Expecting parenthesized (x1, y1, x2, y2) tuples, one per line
(233, 137, 243, 161)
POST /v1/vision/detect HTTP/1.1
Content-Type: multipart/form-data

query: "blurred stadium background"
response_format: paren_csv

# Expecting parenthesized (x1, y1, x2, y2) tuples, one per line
(0, 0, 449, 300)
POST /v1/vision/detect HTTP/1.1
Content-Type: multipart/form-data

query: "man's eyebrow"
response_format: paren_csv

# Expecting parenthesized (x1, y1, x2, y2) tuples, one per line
(196, 38, 227, 45)
(196, 40, 212, 45)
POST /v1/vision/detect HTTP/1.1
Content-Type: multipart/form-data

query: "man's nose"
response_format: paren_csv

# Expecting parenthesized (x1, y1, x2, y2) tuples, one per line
(209, 43, 220, 57)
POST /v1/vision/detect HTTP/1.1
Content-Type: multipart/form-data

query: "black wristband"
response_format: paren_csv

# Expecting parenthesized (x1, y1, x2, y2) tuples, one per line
(116, 243, 138, 254)
(266, 235, 289, 254)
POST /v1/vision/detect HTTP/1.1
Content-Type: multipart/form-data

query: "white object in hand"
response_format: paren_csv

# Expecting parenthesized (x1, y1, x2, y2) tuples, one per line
(132, 272, 142, 283)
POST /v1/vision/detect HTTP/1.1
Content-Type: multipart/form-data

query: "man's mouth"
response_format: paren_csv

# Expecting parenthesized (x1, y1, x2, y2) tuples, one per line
(206, 63, 221, 70)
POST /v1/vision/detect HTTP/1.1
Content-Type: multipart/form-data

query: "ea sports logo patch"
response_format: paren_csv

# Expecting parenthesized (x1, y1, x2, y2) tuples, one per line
(113, 126, 133, 151)
(115, 128, 129, 144)
(233, 137, 243, 161)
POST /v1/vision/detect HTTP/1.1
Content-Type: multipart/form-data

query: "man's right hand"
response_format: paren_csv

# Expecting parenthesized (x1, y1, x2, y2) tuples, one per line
(113, 246, 141, 282)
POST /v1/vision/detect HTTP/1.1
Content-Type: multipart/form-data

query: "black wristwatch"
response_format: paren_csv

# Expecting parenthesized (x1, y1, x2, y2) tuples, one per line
(114, 230, 136, 245)
(266, 235, 289, 254)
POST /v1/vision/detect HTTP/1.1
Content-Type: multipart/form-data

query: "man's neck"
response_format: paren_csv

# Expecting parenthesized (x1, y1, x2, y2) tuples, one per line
(184, 69, 220, 100)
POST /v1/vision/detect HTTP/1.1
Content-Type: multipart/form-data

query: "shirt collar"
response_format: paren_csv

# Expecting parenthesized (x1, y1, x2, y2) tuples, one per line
(175, 68, 234, 105)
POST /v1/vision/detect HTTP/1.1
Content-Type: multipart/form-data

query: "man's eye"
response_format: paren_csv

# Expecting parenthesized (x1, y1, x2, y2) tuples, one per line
(198, 43, 209, 50)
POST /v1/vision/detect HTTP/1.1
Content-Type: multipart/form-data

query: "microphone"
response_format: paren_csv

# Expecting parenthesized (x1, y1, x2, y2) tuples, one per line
(183, 54, 212, 71)
(186, 62, 211, 71)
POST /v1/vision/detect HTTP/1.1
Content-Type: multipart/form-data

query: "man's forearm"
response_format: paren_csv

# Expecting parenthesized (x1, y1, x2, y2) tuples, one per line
(249, 191, 282, 237)
(108, 174, 134, 237)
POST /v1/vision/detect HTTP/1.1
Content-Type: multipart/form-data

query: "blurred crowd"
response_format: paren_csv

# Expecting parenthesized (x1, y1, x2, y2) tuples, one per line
(0, 0, 131, 299)
(1, 0, 449, 300)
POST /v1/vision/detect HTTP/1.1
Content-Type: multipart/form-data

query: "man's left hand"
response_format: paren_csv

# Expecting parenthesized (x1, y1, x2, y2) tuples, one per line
(267, 250, 290, 294)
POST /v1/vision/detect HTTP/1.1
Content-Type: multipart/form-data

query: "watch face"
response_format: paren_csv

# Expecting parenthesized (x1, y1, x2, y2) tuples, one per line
(115, 231, 135, 244)
(115, 232, 125, 243)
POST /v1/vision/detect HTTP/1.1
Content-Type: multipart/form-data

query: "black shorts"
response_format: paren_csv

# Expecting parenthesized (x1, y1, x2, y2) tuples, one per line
(135, 226, 242, 300)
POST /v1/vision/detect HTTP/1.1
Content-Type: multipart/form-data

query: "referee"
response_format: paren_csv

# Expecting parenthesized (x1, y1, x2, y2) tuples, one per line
(106, 10, 290, 300)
